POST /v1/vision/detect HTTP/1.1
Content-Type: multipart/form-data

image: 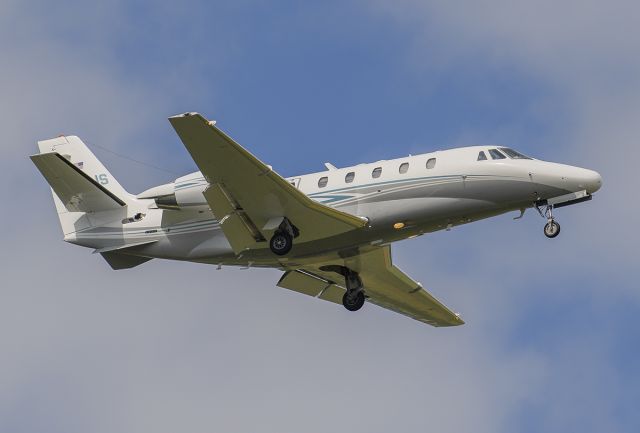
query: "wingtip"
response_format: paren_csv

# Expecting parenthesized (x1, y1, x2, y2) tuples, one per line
(168, 112, 209, 122)
(169, 111, 199, 118)
(168, 112, 219, 130)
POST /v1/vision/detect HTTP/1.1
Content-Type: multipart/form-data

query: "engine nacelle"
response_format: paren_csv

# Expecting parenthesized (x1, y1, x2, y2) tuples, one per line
(136, 172, 209, 211)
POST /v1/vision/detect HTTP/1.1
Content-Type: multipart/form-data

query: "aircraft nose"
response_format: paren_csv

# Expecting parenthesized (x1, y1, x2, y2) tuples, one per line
(579, 169, 603, 194)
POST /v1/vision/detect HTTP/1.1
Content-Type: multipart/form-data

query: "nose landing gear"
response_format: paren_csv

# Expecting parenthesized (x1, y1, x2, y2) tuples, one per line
(536, 202, 561, 239)
(544, 220, 561, 238)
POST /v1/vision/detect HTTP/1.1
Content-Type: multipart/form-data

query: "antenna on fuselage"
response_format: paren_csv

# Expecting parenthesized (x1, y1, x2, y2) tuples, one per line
(324, 162, 337, 171)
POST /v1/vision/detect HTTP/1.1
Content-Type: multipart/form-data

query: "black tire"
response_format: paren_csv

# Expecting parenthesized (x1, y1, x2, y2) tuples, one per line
(342, 291, 365, 311)
(269, 231, 293, 256)
(544, 221, 561, 238)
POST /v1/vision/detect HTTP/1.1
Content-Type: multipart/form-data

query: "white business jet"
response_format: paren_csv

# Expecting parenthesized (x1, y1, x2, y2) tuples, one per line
(31, 113, 602, 326)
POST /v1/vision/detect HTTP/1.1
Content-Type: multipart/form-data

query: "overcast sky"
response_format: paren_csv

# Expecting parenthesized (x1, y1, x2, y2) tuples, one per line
(1, 1, 639, 432)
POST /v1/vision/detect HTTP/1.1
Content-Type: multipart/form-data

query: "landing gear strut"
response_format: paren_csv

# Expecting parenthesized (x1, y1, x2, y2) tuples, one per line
(318, 265, 367, 312)
(536, 202, 561, 239)
(342, 269, 365, 311)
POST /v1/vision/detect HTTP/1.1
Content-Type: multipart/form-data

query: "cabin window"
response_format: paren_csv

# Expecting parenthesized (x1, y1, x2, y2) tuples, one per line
(477, 151, 487, 161)
(318, 176, 328, 188)
(399, 162, 409, 174)
(500, 147, 532, 160)
(345, 172, 355, 183)
(372, 167, 382, 178)
(426, 158, 436, 169)
(488, 149, 506, 160)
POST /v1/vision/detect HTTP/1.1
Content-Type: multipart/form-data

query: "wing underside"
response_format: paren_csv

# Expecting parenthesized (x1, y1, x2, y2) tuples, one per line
(278, 246, 464, 327)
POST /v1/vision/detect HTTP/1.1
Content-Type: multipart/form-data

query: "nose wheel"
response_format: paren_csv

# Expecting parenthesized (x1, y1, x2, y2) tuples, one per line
(544, 220, 561, 238)
(536, 202, 561, 239)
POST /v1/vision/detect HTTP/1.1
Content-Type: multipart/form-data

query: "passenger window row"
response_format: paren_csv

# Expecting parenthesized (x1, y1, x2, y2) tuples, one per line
(317, 158, 437, 188)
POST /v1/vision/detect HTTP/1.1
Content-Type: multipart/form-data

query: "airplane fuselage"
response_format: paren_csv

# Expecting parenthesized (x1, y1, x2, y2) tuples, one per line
(65, 145, 601, 268)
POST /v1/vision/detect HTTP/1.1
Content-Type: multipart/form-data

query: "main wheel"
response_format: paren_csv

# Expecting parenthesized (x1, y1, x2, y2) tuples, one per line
(269, 231, 293, 255)
(342, 291, 365, 311)
(544, 221, 561, 238)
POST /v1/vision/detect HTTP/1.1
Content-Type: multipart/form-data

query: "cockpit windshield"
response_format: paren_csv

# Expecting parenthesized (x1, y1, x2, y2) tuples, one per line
(499, 147, 533, 160)
(488, 149, 506, 160)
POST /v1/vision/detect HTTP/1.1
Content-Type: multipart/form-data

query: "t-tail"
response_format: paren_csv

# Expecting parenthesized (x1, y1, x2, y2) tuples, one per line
(31, 136, 153, 269)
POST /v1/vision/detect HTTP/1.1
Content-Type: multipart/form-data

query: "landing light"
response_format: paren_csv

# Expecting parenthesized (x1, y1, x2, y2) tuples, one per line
(393, 222, 405, 230)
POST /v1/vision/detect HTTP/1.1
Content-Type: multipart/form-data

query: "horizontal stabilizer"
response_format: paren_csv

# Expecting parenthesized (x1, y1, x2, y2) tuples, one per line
(31, 152, 126, 212)
(92, 240, 158, 254)
(96, 241, 156, 270)
(100, 251, 153, 270)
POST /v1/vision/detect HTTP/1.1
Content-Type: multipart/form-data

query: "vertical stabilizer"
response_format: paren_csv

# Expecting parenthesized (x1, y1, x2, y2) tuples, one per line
(33, 136, 134, 236)
(37, 136, 130, 199)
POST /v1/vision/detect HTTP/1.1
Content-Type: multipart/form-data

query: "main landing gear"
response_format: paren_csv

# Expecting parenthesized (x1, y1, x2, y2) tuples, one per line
(319, 265, 366, 312)
(536, 202, 561, 239)
(269, 231, 293, 255)
(342, 270, 365, 311)
(269, 217, 299, 256)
